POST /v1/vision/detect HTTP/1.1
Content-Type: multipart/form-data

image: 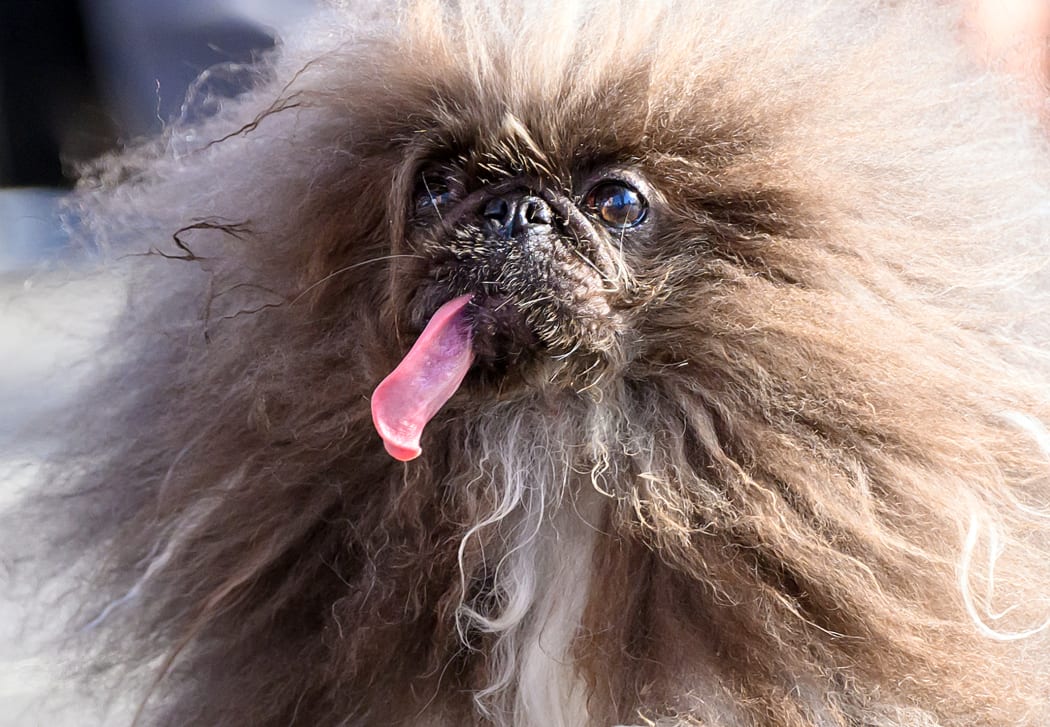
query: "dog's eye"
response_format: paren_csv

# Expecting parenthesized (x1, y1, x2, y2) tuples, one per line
(415, 173, 459, 213)
(583, 182, 647, 229)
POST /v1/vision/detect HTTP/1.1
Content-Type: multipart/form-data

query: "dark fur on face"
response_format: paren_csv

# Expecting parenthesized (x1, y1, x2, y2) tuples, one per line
(13, 1, 1050, 725)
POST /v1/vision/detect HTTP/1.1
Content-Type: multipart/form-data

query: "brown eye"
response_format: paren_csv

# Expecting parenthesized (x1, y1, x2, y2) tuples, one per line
(583, 182, 647, 228)
(415, 173, 459, 213)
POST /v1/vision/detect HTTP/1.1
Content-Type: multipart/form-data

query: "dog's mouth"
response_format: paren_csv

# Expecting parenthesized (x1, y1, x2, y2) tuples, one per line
(371, 288, 549, 460)
(407, 285, 543, 368)
(370, 289, 554, 460)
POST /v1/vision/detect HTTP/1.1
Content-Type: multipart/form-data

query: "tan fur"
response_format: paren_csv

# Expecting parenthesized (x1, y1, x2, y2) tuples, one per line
(15, 1, 1050, 725)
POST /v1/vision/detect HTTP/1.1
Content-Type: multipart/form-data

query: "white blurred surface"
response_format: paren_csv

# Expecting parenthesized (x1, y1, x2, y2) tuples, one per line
(0, 2, 321, 719)
(0, 203, 126, 723)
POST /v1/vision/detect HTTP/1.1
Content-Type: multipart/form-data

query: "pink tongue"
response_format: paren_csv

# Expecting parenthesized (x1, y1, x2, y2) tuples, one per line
(371, 295, 474, 461)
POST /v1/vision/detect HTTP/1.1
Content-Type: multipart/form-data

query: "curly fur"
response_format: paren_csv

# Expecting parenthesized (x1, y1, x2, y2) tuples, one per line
(12, 1, 1050, 725)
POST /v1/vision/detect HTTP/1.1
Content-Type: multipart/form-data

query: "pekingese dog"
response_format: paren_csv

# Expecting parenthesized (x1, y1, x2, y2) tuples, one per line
(21, 1, 1050, 725)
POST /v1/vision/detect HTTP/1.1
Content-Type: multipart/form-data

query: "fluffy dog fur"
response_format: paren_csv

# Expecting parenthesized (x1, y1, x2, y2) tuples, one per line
(17, 1, 1050, 725)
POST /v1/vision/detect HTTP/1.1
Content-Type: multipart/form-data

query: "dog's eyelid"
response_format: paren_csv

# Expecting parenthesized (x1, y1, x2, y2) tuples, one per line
(576, 163, 650, 191)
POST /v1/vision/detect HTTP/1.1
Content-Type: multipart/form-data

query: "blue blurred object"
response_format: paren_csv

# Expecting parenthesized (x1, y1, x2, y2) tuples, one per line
(0, 0, 318, 186)
(80, 0, 319, 136)
(0, 189, 71, 272)
(0, 0, 317, 261)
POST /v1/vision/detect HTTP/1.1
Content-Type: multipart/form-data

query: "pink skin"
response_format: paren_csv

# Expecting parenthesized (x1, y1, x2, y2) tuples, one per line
(967, 0, 1049, 89)
(371, 295, 475, 461)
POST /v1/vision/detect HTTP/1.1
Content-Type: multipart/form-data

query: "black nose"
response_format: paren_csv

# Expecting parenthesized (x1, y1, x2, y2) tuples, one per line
(482, 194, 553, 238)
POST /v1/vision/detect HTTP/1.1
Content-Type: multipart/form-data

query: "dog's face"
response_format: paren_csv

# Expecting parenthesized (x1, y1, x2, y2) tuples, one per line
(408, 156, 639, 364)
(389, 103, 793, 376)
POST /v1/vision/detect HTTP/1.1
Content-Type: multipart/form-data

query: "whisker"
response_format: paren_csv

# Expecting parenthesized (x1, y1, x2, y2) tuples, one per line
(422, 176, 444, 224)
(551, 340, 582, 361)
(512, 295, 553, 309)
(290, 254, 424, 305)
(567, 233, 615, 284)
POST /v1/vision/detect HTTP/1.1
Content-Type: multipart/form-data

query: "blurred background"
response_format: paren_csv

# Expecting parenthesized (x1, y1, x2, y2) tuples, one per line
(0, 0, 328, 185)
(0, 2, 317, 722)
(0, 0, 320, 272)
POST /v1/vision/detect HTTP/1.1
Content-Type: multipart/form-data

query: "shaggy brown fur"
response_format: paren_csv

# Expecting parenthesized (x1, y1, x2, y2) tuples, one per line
(17, 1, 1050, 725)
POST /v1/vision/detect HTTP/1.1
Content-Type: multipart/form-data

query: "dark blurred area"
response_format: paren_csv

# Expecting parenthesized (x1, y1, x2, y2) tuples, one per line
(0, 0, 315, 189)
(0, 0, 315, 270)
(0, 1, 107, 186)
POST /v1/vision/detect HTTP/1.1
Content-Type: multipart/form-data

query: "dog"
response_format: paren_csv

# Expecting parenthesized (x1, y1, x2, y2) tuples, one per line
(13, 1, 1050, 725)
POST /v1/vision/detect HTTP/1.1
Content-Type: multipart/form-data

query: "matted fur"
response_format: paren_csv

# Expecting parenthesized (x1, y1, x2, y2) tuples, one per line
(16, 1, 1050, 725)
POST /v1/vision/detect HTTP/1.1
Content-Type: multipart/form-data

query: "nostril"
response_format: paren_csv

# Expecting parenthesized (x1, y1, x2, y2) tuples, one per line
(521, 198, 552, 226)
(482, 194, 554, 238)
(483, 197, 510, 222)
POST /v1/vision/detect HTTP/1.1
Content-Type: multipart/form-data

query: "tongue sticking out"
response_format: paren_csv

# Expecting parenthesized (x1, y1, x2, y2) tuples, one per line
(371, 295, 475, 461)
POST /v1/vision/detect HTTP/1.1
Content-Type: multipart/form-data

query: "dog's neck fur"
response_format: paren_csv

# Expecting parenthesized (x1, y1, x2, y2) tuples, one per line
(58, 352, 1050, 726)
(427, 395, 741, 727)
(500, 498, 599, 727)
(437, 399, 610, 727)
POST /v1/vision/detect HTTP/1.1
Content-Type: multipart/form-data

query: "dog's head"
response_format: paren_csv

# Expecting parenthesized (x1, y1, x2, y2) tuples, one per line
(330, 5, 828, 460)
